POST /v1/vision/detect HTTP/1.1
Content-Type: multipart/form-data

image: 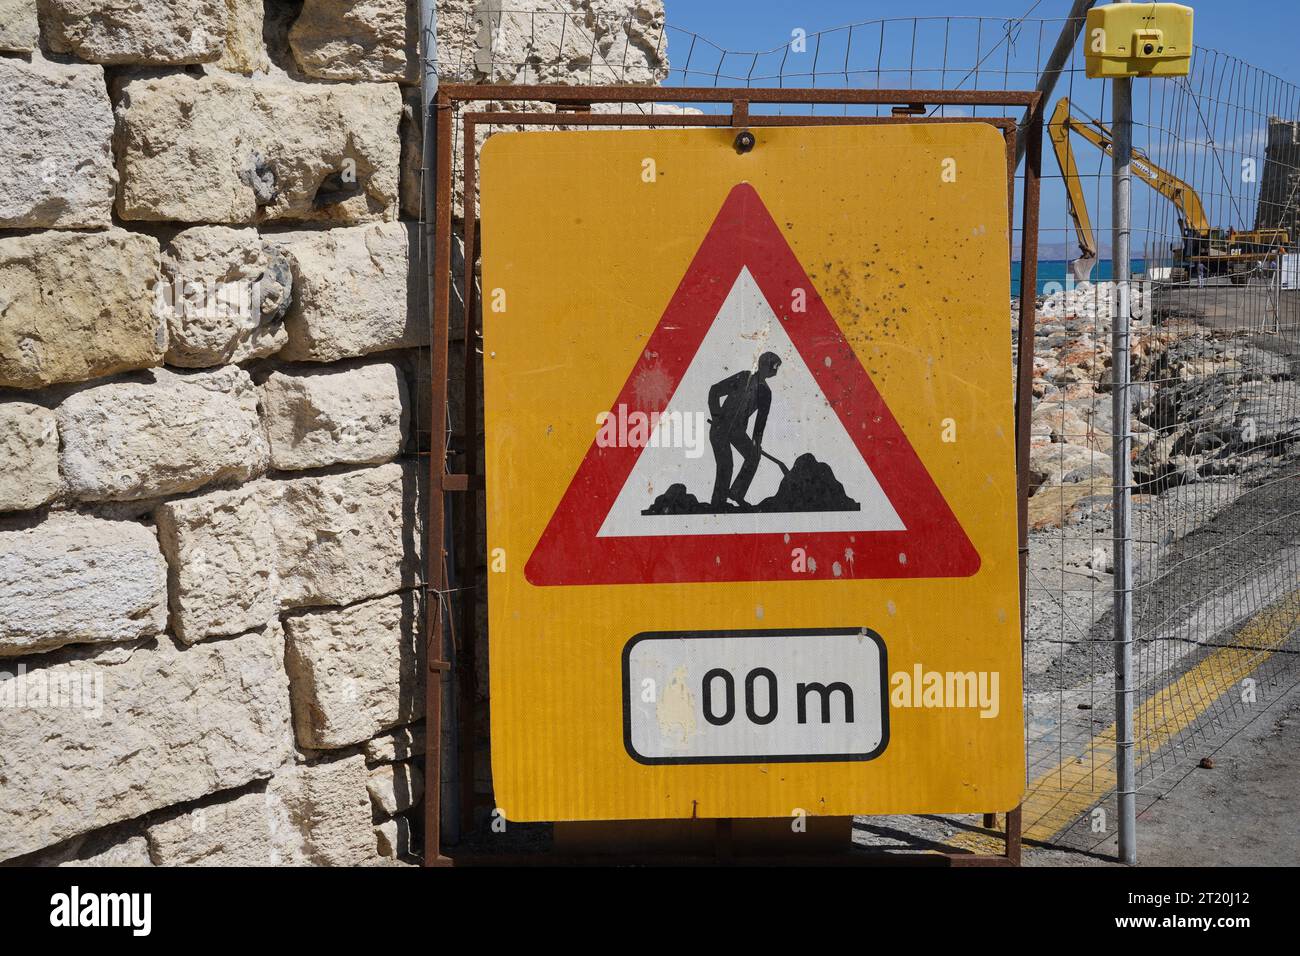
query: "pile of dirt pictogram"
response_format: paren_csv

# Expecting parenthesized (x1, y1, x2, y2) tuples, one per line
(754, 453, 860, 512)
(641, 453, 860, 515)
(641, 483, 714, 515)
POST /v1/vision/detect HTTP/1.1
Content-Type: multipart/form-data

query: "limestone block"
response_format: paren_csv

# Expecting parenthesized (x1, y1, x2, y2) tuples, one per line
(276, 755, 376, 865)
(146, 786, 308, 866)
(363, 724, 426, 764)
(144, 753, 377, 867)
(399, 85, 422, 220)
(58, 366, 269, 502)
(374, 816, 412, 858)
(283, 591, 423, 750)
(435, 0, 479, 80)
(158, 226, 291, 368)
(472, 0, 669, 85)
(0, 229, 162, 389)
(0, 402, 60, 512)
(366, 761, 423, 816)
(0, 513, 168, 657)
(0, 0, 38, 51)
(0, 627, 293, 861)
(0, 55, 115, 228)
(148, 754, 378, 866)
(115, 72, 401, 224)
(290, 0, 417, 82)
(277, 222, 425, 362)
(40, 0, 228, 64)
(20, 829, 154, 867)
(155, 484, 280, 644)
(261, 362, 408, 471)
(218, 0, 269, 74)
(268, 462, 422, 610)
(57, 835, 154, 867)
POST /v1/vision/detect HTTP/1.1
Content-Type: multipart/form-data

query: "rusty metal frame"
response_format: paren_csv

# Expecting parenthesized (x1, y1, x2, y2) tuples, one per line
(425, 84, 1042, 867)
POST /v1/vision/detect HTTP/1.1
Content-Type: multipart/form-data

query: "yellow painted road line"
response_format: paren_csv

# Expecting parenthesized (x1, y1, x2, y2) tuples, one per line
(947, 590, 1300, 854)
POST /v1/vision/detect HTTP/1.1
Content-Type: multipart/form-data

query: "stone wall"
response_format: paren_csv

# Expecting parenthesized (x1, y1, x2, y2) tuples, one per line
(0, 0, 667, 865)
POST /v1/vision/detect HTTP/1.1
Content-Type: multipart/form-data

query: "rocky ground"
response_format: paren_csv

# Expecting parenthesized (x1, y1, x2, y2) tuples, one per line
(959, 279, 1299, 858)
(1020, 281, 1297, 649)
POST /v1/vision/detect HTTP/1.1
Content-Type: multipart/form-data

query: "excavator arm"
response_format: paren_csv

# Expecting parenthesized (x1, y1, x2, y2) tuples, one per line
(1047, 97, 1101, 278)
(1047, 96, 1216, 276)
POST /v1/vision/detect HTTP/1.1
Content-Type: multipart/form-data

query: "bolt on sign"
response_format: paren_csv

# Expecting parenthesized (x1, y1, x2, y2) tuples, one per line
(480, 124, 1023, 822)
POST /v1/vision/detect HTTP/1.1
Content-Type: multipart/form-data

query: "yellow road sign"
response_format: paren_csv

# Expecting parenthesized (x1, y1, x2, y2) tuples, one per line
(480, 123, 1023, 822)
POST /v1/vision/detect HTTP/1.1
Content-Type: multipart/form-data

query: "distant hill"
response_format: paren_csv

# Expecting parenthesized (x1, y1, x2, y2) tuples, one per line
(1016, 239, 1113, 262)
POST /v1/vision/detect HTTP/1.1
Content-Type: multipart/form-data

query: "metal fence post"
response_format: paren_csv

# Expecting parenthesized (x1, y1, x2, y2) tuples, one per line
(1274, 247, 1284, 334)
(418, 0, 462, 862)
(1111, 46, 1138, 866)
(1014, 0, 1097, 168)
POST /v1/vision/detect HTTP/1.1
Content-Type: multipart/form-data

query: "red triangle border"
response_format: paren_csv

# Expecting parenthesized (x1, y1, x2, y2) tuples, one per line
(524, 183, 980, 586)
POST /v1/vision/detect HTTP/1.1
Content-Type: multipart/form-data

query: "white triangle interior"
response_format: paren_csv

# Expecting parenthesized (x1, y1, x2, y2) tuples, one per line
(597, 268, 906, 538)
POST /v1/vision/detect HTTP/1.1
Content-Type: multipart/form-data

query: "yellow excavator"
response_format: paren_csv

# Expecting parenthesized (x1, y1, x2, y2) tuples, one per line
(1047, 96, 1288, 282)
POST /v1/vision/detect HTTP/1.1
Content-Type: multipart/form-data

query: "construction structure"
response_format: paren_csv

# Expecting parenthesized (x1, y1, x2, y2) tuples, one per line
(1256, 116, 1300, 243)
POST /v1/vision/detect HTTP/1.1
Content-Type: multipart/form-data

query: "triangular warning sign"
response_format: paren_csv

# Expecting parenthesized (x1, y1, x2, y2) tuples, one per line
(525, 183, 979, 586)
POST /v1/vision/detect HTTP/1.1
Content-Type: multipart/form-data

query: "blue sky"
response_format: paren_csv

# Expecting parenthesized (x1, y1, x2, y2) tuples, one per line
(665, 2, 1300, 82)
(660, 1, 1300, 261)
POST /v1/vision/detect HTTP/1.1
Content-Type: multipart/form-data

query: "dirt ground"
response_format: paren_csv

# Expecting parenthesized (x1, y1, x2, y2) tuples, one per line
(1091, 677, 1300, 867)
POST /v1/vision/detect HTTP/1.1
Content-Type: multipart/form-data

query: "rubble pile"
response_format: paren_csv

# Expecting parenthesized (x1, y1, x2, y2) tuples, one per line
(1016, 282, 1298, 528)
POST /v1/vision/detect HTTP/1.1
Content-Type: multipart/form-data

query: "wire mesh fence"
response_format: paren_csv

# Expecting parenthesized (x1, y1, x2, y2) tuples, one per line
(428, 6, 1299, 860)
(1120, 44, 1300, 827)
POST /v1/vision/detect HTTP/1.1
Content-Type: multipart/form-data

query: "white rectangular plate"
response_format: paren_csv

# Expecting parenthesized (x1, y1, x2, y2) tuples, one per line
(623, 627, 888, 764)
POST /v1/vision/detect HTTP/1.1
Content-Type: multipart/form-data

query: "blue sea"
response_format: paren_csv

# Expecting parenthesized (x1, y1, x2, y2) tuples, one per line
(1011, 259, 1147, 296)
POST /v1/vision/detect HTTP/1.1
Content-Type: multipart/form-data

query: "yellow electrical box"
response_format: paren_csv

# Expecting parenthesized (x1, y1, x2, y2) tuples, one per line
(1085, 3, 1193, 78)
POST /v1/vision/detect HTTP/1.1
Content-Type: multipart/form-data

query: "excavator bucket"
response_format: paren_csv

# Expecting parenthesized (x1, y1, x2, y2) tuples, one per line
(1069, 253, 1098, 283)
